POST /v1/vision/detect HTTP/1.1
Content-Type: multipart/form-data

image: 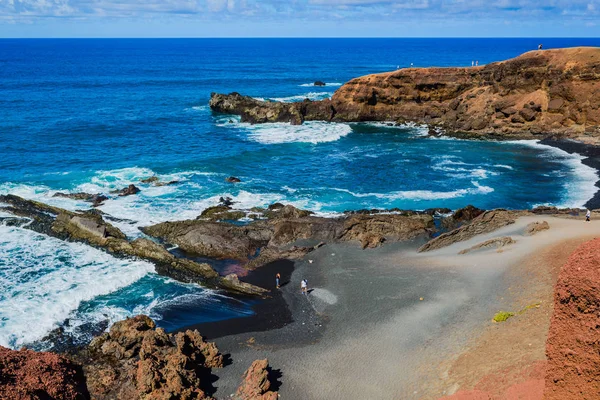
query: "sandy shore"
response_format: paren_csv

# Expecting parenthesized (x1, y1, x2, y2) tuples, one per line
(201, 214, 600, 399)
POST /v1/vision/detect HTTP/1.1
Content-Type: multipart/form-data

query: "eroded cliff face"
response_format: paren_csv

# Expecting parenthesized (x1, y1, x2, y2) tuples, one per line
(211, 47, 600, 138)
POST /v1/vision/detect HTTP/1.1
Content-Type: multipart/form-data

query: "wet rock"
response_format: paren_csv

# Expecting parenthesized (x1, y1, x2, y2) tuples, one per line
(458, 236, 515, 254)
(114, 184, 141, 197)
(226, 176, 242, 183)
(219, 196, 235, 207)
(314, 81, 326, 86)
(235, 359, 278, 400)
(524, 220, 550, 236)
(0, 195, 267, 297)
(53, 192, 109, 207)
(198, 205, 245, 221)
(140, 176, 159, 184)
(0, 346, 89, 400)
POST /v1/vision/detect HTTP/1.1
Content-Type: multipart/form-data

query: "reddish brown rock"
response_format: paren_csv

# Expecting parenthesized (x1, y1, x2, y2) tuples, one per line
(212, 48, 600, 138)
(235, 359, 278, 400)
(0, 346, 89, 400)
(81, 315, 223, 400)
(544, 238, 600, 399)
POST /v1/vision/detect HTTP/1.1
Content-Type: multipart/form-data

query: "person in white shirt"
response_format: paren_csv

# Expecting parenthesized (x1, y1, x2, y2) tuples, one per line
(586, 209, 591, 222)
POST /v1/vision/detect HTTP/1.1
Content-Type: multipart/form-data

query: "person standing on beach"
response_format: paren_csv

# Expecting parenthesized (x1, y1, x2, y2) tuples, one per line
(301, 279, 308, 295)
(586, 209, 591, 222)
(276, 273, 281, 289)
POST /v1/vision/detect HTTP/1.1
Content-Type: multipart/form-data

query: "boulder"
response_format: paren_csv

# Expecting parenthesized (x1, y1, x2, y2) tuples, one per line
(235, 359, 278, 400)
(524, 220, 550, 236)
(115, 184, 140, 197)
(53, 192, 109, 207)
(140, 176, 159, 184)
(226, 176, 242, 183)
(314, 81, 326, 86)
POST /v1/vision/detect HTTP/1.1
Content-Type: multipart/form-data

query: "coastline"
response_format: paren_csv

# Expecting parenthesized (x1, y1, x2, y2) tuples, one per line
(540, 138, 600, 210)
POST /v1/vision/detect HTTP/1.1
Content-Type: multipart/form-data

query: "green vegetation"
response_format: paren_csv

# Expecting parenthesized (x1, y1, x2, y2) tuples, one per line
(493, 302, 541, 323)
(493, 311, 515, 322)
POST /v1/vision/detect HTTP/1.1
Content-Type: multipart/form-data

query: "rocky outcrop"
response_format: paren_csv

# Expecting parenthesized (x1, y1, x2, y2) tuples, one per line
(142, 204, 434, 263)
(112, 184, 141, 197)
(235, 359, 279, 400)
(0, 195, 267, 296)
(210, 92, 336, 125)
(140, 176, 179, 187)
(226, 176, 242, 183)
(419, 210, 526, 252)
(53, 192, 109, 207)
(79, 315, 223, 400)
(458, 236, 515, 255)
(524, 221, 550, 236)
(211, 48, 600, 138)
(0, 346, 89, 400)
(545, 238, 600, 399)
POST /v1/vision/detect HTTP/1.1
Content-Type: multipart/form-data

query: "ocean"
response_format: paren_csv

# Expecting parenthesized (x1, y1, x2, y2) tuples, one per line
(1, 38, 599, 349)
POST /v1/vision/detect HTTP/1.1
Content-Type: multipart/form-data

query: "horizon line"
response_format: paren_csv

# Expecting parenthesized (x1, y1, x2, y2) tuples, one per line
(1, 36, 600, 40)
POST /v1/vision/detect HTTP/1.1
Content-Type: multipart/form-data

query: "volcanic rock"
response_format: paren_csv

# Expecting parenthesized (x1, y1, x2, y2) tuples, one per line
(142, 204, 433, 265)
(314, 81, 326, 86)
(0, 195, 267, 296)
(226, 176, 242, 183)
(419, 210, 526, 252)
(524, 221, 550, 236)
(53, 192, 109, 207)
(545, 238, 600, 399)
(81, 315, 223, 400)
(235, 359, 278, 400)
(0, 346, 89, 400)
(211, 48, 600, 137)
(114, 184, 141, 197)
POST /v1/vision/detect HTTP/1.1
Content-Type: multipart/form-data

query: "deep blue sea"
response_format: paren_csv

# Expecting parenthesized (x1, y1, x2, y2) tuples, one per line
(1, 38, 599, 349)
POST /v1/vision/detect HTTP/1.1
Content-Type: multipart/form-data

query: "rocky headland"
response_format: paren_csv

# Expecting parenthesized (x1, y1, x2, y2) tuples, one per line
(210, 47, 600, 139)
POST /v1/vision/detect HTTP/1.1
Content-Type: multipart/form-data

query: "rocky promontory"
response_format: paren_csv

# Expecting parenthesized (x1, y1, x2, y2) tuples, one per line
(211, 47, 600, 138)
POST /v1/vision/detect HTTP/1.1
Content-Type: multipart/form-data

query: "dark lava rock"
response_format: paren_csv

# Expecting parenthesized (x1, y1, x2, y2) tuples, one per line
(226, 176, 242, 183)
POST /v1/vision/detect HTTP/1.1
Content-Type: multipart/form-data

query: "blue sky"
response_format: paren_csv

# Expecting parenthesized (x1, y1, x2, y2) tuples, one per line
(0, 0, 599, 37)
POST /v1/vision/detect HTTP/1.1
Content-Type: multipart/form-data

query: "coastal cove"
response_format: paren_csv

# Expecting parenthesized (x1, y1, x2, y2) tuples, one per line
(4, 39, 600, 400)
(2, 39, 600, 352)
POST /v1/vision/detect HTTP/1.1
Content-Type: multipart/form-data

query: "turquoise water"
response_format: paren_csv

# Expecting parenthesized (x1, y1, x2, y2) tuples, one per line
(0, 38, 598, 349)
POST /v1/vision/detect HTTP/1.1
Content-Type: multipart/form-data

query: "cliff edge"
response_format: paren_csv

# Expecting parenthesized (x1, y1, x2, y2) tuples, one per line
(211, 47, 600, 138)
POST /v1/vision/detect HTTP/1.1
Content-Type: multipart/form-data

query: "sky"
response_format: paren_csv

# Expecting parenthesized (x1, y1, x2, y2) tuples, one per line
(0, 0, 599, 38)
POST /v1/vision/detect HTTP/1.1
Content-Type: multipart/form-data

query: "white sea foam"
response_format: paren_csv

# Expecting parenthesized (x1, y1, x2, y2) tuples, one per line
(245, 121, 352, 144)
(329, 181, 493, 201)
(299, 82, 342, 87)
(506, 140, 599, 208)
(255, 92, 333, 103)
(0, 225, 154, 349)
(494, 164, 514, 170)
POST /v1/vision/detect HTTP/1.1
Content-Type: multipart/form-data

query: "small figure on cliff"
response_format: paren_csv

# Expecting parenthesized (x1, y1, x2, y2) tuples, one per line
(276, 273, 281, 289)
(586, 209, 591, 222)
(538, 44, 543, 50)
(475, 60, 479, 66)
(471, 60, 474, 67)
(301, 279, 308, 295)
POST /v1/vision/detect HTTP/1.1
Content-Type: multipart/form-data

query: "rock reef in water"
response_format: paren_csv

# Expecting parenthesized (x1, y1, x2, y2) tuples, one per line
(0, 194, 267, 296)
(141, 204, 436, 264)
(211, 48, 600, 138)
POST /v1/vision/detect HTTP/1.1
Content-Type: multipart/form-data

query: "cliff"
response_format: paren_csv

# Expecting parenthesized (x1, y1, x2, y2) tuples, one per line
(210, 47, 600, 138)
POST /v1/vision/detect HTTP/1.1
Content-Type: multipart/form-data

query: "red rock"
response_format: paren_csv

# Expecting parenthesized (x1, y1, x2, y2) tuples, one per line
(544, 238, 600, 399)
(235, 359, 278, 400)
(0, 346, 89, 400)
